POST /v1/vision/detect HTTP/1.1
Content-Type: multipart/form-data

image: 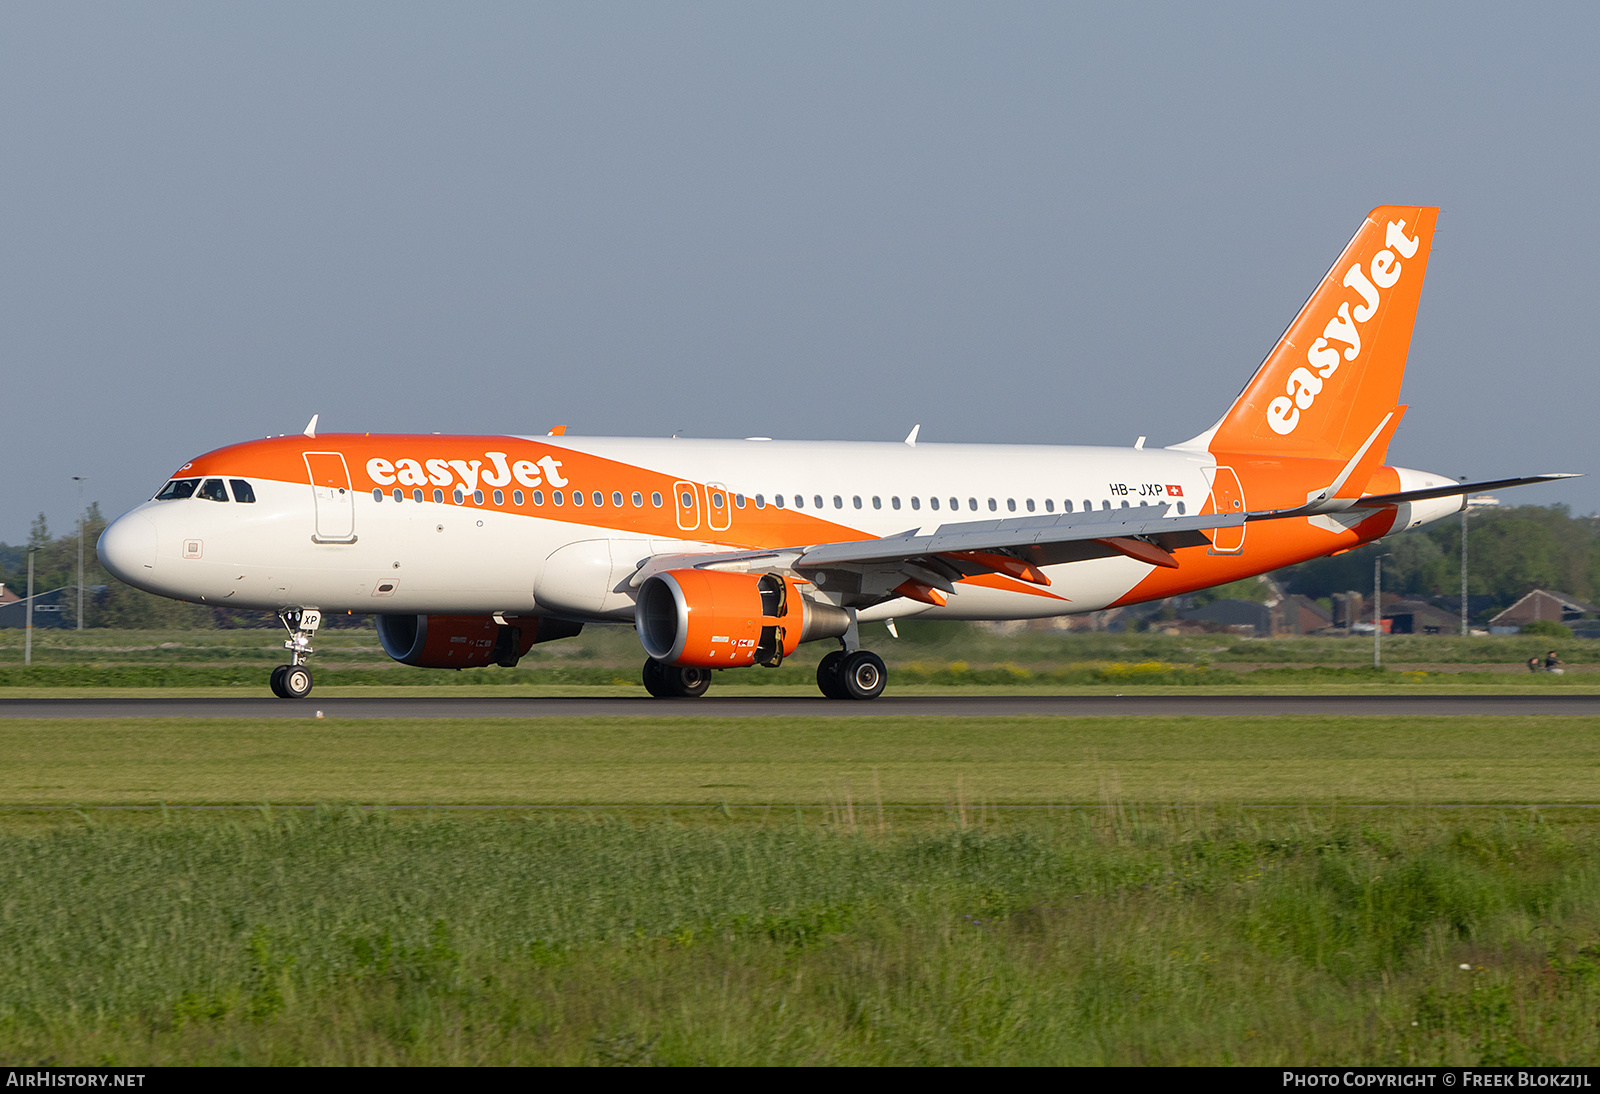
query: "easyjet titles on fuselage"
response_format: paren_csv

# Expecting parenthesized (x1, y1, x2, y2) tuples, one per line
(364, 452, 570, 494)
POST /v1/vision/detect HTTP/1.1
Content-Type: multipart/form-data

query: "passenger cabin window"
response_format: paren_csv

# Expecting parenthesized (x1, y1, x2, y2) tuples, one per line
(1177, 501, 1187, 515)
(453, 489, 465, 504)
(910, 497, 919, 510)
(930, 497, 939, 510)
(198, 479, 229, 502)
(412, 488, 423, 503)
(651, 492, 663, 507)
(594, 491, 605, 507)
(754, 494, 765, 509)
(1006, 499, 1015, 512)
(793, 495, 803, 509)
(571, 491, 583, 506)
(230, 480, 257, 504)
(1062, 500, 1071, 513)
(553, 491, 564, 505)
(493, 490, 504, 505)
(532, 490, 544, 505)
(889, 497, 899, 510)
(734, 494, 745, 508)
(156, 478, 199, 500)
(473, 490, 485, 504)
(967, 498, 977, 511)
(513, 490, 524, 505)
(774, 495, 784, 508)
(1025, 499, 1034, 512)
(815, 495, 824, 509)
(613, 491, 624, 507)
(393, 488, 403, 502)
(372, 488, 383, 502)
(833, 495, 843, 509)
(871, 496, 880, 510)
(633, 491, 644, 507)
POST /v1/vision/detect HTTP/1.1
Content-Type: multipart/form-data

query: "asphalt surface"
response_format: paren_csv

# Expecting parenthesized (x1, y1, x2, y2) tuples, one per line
(6, 693, 1600, 719)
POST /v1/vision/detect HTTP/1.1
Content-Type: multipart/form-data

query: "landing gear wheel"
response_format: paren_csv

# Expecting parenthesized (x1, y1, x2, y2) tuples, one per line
(816, 650, 847, 700)
(269, 665, 290, 698)
(642, 659, 712, 698)
(839, 650, 887, 701)
(281, 665, 313, 699)
(642, 658, 669, 698)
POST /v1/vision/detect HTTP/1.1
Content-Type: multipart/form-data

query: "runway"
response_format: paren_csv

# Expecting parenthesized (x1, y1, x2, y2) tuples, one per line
(6, 693, 1600, 719)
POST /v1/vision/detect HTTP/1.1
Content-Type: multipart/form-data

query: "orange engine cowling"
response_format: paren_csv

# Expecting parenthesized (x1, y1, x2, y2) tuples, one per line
(635, 569, 849, 668)
(376, 614, 583, 669)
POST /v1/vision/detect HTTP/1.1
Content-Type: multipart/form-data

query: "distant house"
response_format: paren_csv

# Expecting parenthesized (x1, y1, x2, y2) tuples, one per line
(0, 585, 87, 630)
(1488, 590, 1597, 634)
(1181, 598, 1273, 636)
(1382, 597, 1463, 636)
(1279, 594, 1333, 636)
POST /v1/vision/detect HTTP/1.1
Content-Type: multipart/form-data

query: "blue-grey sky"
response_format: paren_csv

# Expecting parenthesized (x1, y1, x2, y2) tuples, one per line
(3, 2, 1597, 543)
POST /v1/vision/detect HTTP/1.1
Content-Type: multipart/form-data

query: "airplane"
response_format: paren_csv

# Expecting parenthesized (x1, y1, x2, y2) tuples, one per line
(96, 205, 1574, 701)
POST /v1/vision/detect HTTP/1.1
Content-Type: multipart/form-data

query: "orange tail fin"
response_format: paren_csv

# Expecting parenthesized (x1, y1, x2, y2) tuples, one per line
(1181, 206, 1438, 462)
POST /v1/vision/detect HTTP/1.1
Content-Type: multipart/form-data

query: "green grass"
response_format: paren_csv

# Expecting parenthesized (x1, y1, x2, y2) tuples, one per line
(2, 660, 1599, 689)
(4, 624, 1598, 672)
(3, 808, 1600, 1064)
(5, 715, 1600, 806)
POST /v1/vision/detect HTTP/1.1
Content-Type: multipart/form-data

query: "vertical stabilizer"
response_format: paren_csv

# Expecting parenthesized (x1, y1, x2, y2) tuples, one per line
(1182, 206, 1438, 462)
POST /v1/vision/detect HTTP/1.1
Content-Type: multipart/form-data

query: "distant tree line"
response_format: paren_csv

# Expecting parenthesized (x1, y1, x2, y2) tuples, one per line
(3, 503, 1596, 630)
(0, 509, 361, 629)
(1275, 505, 1600, 621)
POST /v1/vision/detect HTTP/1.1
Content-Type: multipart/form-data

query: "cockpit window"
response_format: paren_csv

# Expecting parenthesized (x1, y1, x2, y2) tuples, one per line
(229, 480, 257, 504)
(154, 478, 199, 500)
(198, 479, 230, 502)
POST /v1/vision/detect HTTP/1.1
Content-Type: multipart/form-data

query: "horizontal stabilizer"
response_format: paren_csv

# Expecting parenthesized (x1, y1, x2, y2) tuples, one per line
(1246, 473, 1581, 521)
(1353, 474, 1581, 508)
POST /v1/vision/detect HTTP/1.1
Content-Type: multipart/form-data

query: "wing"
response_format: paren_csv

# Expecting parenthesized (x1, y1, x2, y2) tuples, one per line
(631, 502, 1240, 607)
(628, 472, 1580, 610)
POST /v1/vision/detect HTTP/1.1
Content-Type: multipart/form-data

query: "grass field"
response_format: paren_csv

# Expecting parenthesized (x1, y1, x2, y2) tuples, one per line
(3, 715, 1600, 807)
(3, 806, 1600, 1065)
(3, 626, 1599, 689)
(6, 709, 1600, 1064)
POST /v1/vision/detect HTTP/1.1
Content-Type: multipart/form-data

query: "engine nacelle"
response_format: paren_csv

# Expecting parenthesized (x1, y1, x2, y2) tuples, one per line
(376, 614, 583, 669)
(635, 569, 850, 668)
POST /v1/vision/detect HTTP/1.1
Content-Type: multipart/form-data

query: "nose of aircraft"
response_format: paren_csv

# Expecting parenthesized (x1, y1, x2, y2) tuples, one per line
(98, 512, 158, 585)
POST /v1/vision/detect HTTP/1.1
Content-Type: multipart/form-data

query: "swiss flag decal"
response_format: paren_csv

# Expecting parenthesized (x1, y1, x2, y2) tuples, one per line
(1165, 484, 1184, 497)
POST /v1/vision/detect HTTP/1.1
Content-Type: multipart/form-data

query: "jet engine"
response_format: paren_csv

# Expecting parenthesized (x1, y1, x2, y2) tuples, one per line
(376, 614, 583, 669)
(635, 569, 849, 668)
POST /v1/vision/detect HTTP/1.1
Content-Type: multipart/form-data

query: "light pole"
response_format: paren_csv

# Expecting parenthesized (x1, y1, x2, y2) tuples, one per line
(1459, 494, 1499, 639)
(1374, 552, 1393, 669)
(1460, 476, 1469, 637)
(24, 547, 37, 667)
(73, 476, 86, 631)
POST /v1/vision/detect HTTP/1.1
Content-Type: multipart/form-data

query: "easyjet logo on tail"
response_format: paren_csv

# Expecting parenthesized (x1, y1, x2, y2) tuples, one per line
(1266, 219, 1420, 436)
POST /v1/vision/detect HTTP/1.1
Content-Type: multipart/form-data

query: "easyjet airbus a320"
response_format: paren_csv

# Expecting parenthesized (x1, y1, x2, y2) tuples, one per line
(97, 206, 1573, 700)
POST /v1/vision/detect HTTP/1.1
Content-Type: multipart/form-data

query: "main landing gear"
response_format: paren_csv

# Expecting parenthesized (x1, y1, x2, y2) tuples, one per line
(270, 609, 322, 699)
(642, 659, 712, 698)
(816, 649, 887, 701)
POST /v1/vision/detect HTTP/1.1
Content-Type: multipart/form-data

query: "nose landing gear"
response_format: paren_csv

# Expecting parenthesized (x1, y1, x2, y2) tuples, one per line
(270, 609, 322, 699)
